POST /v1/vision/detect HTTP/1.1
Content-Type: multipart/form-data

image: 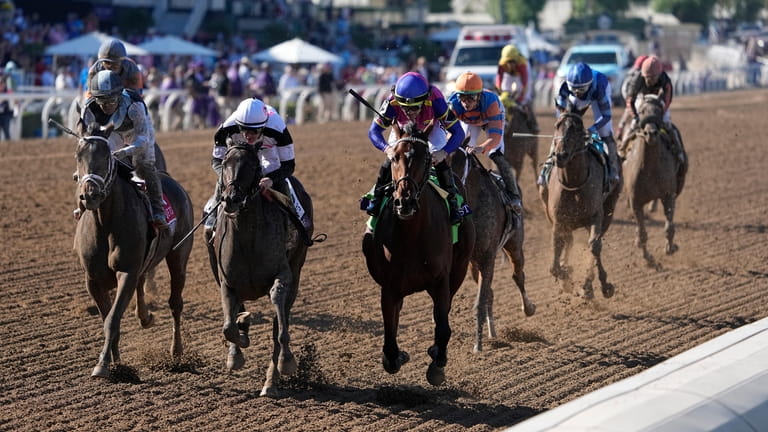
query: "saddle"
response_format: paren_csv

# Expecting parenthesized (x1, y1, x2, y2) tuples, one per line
(116, 160, 176, 229)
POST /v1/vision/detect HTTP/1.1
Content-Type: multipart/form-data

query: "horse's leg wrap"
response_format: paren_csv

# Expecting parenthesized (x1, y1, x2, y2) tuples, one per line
(490, 151, 523, 214)
(435, 160, 461, 223)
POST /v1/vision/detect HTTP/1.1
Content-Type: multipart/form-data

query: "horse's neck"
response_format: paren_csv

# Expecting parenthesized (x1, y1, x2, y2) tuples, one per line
(559, 142, 592, 187)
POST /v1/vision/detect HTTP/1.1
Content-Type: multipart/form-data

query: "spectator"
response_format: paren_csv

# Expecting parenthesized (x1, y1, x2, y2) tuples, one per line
(317, 62, 337, 122)
(0, 76, 14, 140)
(251, 61, 276, 104)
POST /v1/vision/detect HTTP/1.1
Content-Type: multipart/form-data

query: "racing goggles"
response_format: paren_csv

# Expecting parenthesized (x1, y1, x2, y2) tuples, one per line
(94, 94, 120, 108)
(568, 84, 590, 97)
(457, 93, 480, 103)
(239, 125, 265, 135)
(400, 103, 423, 113)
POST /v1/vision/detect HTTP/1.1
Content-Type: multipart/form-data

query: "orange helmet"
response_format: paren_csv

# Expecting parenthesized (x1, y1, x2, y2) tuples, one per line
(641, 56, 662, 79)
(455, 72, 483, 94)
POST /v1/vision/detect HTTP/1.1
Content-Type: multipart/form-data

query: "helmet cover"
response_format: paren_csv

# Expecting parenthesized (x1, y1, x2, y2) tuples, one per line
(455, 72, 483, 94)
(394, 72, 430, 106)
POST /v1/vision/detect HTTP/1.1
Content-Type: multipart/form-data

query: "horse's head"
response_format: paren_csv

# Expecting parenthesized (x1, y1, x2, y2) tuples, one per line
(389, 121, 433, 220)
(221, 143, 262, 215)
(75, 129, 116, 211)
(637, 94, 665, 139)
(553, 112, 589, 168)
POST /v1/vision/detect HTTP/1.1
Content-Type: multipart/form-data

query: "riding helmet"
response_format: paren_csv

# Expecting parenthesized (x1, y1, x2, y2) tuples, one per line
(499, 44, 523, 66)
(234, 98, 269, 129)
(98, 39, 127, 63)
(566, 62, 593, 92)
(455, 72, 483, 94)
(394, 72, 430, 106)
(641, 56, 662, 78)
(89, 70, 124, 98)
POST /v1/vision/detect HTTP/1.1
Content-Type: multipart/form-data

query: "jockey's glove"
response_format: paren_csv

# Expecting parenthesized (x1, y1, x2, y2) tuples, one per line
(431, 149, 447, 164)
(112, 147, 132, 162)
(385, 145, 396, 160)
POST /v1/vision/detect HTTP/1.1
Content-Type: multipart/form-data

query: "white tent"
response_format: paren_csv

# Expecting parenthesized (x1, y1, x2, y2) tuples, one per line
(44, 32, 148, 57)
(139, 35, 219, 57)
(252, 38, 342, 64)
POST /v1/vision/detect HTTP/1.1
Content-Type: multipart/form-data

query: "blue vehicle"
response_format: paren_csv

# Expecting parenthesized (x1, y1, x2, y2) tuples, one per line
(553, 43, 631, 104)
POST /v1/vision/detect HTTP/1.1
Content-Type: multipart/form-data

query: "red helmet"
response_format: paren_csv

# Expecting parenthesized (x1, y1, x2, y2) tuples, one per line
(641, 56, 662, 79)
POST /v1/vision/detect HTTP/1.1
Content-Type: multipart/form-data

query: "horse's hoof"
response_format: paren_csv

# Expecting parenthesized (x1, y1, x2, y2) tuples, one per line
(260, 386, 279, 398)
(666, 243, 678, 255)
(602, 283, 615, 298)
(140, 312, 155, 329)
(473, 343, 482, 353)
(91, 365, 110, 378)
(426, 363, 446, 386)
(523, 302, 536, 317)
(227, 352, 245, 371)
(382, 351, 409, 374)
(223, 323, 241, 346)
(278, 353, 297, 376)
(238, 331, 250, 348)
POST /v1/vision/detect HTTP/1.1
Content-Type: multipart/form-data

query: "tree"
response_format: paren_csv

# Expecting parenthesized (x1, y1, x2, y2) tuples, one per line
(652, 0, 718, 26)
(488, 0, 547, 25)
(717, 0, 765, 22)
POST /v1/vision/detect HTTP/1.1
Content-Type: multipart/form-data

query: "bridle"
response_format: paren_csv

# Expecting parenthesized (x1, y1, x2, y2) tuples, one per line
(77, 135, 117, 207)
(221, 144, 262, 215)
(391, 135, 432, 216)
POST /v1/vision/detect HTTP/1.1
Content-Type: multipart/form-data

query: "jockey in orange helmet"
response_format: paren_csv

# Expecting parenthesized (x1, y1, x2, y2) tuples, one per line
(448, 71, 522, 214)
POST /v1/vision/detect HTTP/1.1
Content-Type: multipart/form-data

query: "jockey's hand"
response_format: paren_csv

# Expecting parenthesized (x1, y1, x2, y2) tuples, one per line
(431, 149, 447, 164)
(259, 177, 273, 193)
(112, 148, 130, 162)
(384, 145, 396, 160)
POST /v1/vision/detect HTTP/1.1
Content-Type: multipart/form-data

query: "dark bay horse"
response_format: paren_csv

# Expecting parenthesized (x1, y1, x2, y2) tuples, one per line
(539, 111, 621, 299)
(73, 132, 194, 378)
(451, 146, 535, 352)
(622, 94, 687, 265)
(503, 104, 538, 185)
(207, 143, 316, 397)
(362, 122, 475, 386)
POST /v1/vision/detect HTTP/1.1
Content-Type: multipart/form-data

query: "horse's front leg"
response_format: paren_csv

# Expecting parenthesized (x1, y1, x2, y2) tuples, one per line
(220, 282, 246, 347)
(504, 237, 536, 318)
(269, 272, 297, 377)
(588, 222, 614, 299)
(381, 290, 409, 374)
(472, 257, 495, 353)
(662, 195, 678, 255)
(427, 281, 453, 386)
(135, 273, 155, 329)
(550, 226, 570, 285)
(92, 271, 139, 378)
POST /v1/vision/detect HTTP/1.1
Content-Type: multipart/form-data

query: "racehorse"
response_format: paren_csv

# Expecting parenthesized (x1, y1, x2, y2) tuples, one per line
(539, 110, 621, 299)
(362, 121, 475, 386)
(73, 129, 194, 378)
(207, 143, 318, 397)
(622, 94, 687, 266)
(451, 146, 535, 352)
(503, 100, 538, 186)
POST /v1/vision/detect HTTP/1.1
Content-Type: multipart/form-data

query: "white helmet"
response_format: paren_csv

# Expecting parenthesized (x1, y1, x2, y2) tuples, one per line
(234, 98, 268, 130)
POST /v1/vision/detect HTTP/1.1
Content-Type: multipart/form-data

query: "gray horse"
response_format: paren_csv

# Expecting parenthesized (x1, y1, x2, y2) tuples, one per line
(622, 94, 688, 266)
(451, 147, 535, 352)
(73, 132, 194, 378)
(207, 143, 316, 397)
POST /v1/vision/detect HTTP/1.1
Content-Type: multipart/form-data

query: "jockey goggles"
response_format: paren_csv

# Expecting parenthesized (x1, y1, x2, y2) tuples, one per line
(95, 94, 120, 107)
(239, 125, 264, 135)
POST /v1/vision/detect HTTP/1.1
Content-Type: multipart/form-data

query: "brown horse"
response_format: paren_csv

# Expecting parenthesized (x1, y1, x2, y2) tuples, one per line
(362, 122, 475, 386)
(451, 146, 535, 352)
(503, 104, 538, 186)
(73, 131, 194, 378)
(539, 111, 621, 299)
(622, 94, 687, 266)
(207, 143, 318, 397)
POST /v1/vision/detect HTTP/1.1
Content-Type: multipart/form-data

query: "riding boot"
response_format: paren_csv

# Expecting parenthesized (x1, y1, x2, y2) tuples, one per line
(204, 181, 222, 234)
(537, 141, 556, 187)
(489, 151, 523, 214)
(435, 160, 462, 224)
(666, 123, 686, 164)
(142, 166, 169, 231)
(364, 159, 392, 217)
(603, 134, 621, 187)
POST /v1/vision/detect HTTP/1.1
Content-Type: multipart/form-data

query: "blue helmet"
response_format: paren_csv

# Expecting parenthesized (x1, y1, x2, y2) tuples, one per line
(566, 62, 593, 93)
(394, 72, 430, 106)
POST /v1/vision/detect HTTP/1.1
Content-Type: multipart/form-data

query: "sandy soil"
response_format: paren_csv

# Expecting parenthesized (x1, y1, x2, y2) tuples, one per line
(1, 88, 767, 432)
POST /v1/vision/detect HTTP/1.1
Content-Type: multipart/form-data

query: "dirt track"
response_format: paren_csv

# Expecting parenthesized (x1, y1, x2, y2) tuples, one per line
(1, 88, 767, 432)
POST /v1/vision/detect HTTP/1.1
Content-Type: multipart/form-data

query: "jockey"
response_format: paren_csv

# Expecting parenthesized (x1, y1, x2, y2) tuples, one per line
(448, 71, 522, 214)
(78, 70, 167, 230)
(495, 44, 539, 134)
(84, 39, 144, 101)
(365, 71, 466, 223)
(617, 54, 649, 138)
(623, 55, 685, 164)
(205, 97, 296, 229)
(538, 62, 620, 188)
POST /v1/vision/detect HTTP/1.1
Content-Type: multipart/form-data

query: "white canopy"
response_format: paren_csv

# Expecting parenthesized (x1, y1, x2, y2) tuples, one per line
(44, 32, 148, 57)
(139, 35, 219, 57)
(253, 38, 342, 64)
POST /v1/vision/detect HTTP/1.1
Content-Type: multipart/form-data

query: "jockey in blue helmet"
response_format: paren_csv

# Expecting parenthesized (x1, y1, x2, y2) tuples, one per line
(364, 71, 466, 223)
(537, 62, 620, 188)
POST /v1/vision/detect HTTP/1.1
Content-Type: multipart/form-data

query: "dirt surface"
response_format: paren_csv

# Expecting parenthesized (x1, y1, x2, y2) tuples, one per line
(2, 89, 767, 432)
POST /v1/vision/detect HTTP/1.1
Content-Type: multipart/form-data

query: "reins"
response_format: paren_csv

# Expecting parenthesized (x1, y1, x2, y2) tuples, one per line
(392, 135, 431, 203)
(78, 135, 117, 198)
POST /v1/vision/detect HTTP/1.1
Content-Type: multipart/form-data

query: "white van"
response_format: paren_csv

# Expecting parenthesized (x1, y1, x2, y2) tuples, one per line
(443, 25, 530, 90)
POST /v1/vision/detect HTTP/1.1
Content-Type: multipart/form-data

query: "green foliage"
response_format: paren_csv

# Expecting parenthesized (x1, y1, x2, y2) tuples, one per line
(718, 0, 765, 22)
(502, 0, 547, 25)
(114, 7, 153, 36)
(428, 0, 452, 13)
(652, 0, 717, 26)
(564, 15, 647, 39)
(572, 0, 631, 16)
